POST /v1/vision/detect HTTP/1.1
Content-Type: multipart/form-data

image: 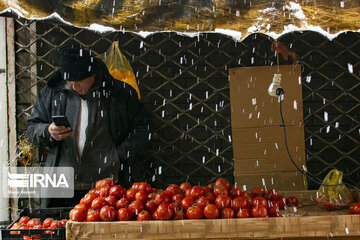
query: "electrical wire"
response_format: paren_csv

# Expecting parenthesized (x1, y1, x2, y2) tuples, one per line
(278, 91, 360, 192)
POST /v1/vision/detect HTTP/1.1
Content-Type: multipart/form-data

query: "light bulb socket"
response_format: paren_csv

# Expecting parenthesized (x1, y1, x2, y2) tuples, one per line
(276, 88, 284, 96)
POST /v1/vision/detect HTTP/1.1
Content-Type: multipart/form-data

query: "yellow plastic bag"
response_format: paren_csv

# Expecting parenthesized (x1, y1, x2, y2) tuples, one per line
(315, 169, 354, 210)
(101, 42, 141, 100)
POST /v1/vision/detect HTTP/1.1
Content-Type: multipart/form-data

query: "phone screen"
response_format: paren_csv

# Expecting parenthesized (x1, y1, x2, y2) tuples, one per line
(52, 115, 71, 128)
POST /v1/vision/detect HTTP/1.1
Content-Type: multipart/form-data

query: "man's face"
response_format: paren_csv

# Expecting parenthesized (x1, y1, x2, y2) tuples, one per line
(66, 74, 95, 95)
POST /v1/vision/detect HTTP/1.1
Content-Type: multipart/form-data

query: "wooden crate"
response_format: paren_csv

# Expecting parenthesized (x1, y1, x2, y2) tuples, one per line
(66, 191, 360, 240)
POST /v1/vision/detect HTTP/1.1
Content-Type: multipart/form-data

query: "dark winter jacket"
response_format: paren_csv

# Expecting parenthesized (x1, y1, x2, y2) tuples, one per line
(27, 58, 152, 191)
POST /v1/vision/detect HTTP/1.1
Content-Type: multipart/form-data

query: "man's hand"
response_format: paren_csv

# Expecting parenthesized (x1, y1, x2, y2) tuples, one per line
(48, 123, 74, 141)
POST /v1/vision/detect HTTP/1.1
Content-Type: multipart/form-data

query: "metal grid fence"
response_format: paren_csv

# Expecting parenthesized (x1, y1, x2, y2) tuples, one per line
(13, 18, 360, 190)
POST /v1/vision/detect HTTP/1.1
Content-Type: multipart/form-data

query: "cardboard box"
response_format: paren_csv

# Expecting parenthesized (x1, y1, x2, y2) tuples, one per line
(228, 65, 304, 128)
(229, 65, 306, 190)
(234, 171, 307, 191)
(232, 125, 306, 173)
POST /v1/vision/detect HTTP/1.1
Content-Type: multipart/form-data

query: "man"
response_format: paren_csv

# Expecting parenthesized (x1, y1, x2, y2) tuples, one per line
(27, 44, 152, 207)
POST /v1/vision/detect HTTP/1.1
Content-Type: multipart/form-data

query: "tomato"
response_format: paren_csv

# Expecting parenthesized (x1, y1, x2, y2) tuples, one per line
(95, 189, 101, 196)
(322, 199, 335, 211)
(95, 179, 108, 189)
(172, 194, 184, 203)
(26, 218, 41, 228)
(151, 188, 160, 193)
(169, 202, 181, 211)
(215, 195, 232, 210)
(135, 190, 148, 203)
(104, 178, 115, 187)
(213, 186, 228, 196)
(138, 182, 152, 194)
(349, 203, 360, 214)
(91, 197, 106, 211)
(268, 201, 280, 217)
(44, 221, 59, 234)
(83, 192, 98, 208)
(251, 197, 268, 208)
(42, 218, 54, 228)
(99, 186, 111, 198)
(278, 195, 287, 209)
(179, 182, 192, 193)
(145, 200, 158, 214)
(131, 182, 140, 190)
(204, 204, 219, 219)
(152, 211, 159, 220)
(251, 187, 265, 197)
(117, 208, 132, 221)
(202, 186, 212, 194)
(126, 189, 138, 202)
(59, 219, 68, 226)
(74, 203, 87, 211)
(245, 195, 252, 206)
(268, 206, 280, 217)
(214, 178, 230, 190)
(164, 184, 181, 197)
(205, 192, 216, 203)
(268, 200, 279, 209)
(147, 192, 156, 200)
(181, 197, 195, 211)
(236, 208, 250, 218)
(50, 221, 59, 228)
(9, 222, 22, 234)
(287, 196, 298, 206)
(99, 206, 117, 221)
(31, 225, 43, 239)
(109, 185, 126, 199)
(154, 192, 171, 206)
(186, 205, 204, 219)
(156, 203, 174, 220)
(105, 195, 117, 208)
(231, 196, 248, 212)
(128, 200, 144, 216)
(251, 205, 268, 218)
(116, 198, 131, 209)
(266, 189, 279, 201)
(19, 216, 31, 225)
(69, 208, 87, 222)
(172, 209, 186, 220)
(229, 186, 242, 199)
(189, 186, 205, 199)
(137, 210, 152, 221)
(220, 208, 235, 219)
(196, 196, 210, 208)
(88, 189, 99, 196)
(95, 179, 114, 189)
(240, 190, 249, 198)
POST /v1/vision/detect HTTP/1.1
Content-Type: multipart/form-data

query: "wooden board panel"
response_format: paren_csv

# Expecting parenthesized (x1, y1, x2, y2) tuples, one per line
(66, 210, 360, 240)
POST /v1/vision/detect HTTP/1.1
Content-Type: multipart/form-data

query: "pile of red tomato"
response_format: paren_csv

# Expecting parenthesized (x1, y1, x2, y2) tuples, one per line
(8, 216, 67, 239)
(69, 178, 302, 222)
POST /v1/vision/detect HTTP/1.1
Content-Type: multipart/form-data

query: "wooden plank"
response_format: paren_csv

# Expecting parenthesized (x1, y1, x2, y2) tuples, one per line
(0, 16, 9, 223)
(6, 17, 17, 222)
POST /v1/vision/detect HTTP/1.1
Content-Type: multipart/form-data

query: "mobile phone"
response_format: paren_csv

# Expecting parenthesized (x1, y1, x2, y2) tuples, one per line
(52, 115, 72, 129)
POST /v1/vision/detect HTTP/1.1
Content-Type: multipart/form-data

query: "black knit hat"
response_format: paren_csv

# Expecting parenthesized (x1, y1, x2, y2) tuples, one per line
(59, 44, 96, 81)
